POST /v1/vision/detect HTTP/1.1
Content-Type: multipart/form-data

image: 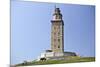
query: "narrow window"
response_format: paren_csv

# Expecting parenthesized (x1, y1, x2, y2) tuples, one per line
(58, 39, 60, 42)
(54, 39, 56, 41)
(58, 45, 60, 48)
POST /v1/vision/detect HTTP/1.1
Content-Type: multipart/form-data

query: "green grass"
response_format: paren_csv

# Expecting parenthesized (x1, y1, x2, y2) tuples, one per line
(15, 57, 95, 66)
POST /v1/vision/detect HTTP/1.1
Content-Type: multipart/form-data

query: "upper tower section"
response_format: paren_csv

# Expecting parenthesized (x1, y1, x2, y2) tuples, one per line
(52, 7, 62, 21)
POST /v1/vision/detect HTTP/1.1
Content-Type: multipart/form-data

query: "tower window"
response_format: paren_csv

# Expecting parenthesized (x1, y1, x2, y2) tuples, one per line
(54, 39, 56, 41)
(58, 32, 60, 35)
(58, 45, 60, 48)
(58, 39, 60, 42)
(58, 39, 60, 48)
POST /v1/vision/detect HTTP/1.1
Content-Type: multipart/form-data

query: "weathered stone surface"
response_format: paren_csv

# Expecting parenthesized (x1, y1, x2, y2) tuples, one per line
(51, 7, 64, 53)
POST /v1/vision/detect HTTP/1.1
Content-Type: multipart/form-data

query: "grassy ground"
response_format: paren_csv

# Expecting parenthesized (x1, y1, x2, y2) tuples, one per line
(15, 57, 95, 66)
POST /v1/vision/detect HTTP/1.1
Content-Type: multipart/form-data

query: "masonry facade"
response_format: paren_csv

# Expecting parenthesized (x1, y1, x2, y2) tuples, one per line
(51, 7, 64, 53)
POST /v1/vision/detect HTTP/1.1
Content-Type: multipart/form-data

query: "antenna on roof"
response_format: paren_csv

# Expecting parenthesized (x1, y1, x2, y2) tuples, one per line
(54, 5, 56, 9)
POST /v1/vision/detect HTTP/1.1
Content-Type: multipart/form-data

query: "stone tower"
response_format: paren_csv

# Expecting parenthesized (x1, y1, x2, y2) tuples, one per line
(51, 7, 64, 53)
(38, 7, 77, 60)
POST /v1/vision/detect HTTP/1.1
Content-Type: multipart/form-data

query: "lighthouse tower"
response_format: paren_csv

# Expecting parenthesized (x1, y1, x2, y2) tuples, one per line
(37, 7, 77, 61)
(51, 7, 64, 53)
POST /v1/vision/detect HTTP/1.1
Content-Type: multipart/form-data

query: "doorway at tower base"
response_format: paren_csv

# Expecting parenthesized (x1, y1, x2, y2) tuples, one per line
(37, 51, 77, 61)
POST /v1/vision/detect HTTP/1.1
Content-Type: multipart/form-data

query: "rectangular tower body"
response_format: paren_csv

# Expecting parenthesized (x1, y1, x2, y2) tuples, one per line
(51, 8, 64, 53)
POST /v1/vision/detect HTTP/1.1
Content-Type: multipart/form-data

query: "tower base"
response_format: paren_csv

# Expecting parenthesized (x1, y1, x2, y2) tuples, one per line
(37, 51, 77, 61)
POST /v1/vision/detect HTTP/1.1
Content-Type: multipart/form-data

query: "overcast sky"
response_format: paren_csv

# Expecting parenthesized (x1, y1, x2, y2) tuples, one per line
(11, 1, 95, 64)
